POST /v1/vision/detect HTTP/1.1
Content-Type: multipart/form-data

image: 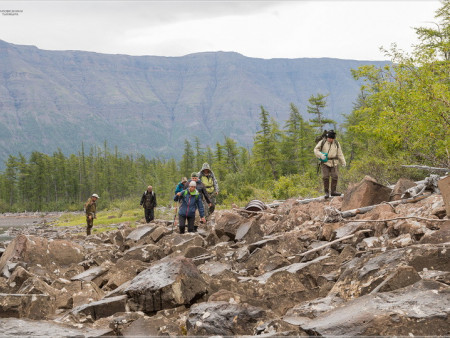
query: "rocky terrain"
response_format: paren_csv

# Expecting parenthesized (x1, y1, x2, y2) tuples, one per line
(0, 175, 449, 336)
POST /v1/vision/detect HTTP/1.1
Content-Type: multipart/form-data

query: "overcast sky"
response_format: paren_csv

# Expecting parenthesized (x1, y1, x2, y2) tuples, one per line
(0, 0, 442, 61)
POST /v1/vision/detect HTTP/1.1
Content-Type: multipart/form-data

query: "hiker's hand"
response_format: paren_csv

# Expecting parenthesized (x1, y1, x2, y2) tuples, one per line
(88, 215, 92, 220)
(320, 154, 327, 160)
(176, 192, 181, 196)
(200, 217, 206, 223)
(209, 203, 212, 207)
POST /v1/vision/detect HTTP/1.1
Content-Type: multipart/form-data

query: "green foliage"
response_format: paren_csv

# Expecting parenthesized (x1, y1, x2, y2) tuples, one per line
(307, 93, 336, 131)
(272, 173, 321, 200)
(348, 1, 450, 169)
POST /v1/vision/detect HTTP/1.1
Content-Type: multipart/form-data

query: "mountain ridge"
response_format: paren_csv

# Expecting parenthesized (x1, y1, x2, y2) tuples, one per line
(0, 39, 388, 166)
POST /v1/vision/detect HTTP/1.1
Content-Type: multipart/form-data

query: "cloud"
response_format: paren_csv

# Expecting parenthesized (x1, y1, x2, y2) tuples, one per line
(0, 0, 442, 60)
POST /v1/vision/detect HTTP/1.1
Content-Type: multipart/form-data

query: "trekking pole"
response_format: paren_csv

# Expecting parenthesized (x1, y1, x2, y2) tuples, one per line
(172, 204, 177, 234)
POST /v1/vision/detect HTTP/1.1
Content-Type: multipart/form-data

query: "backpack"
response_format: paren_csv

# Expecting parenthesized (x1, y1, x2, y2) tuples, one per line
(316, 130, 339, 151)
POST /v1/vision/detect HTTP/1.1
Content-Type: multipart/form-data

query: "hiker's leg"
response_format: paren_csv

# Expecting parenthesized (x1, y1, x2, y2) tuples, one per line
(321, 164, 331, 197)
(144, 208, 151, 223)
(187, 217, 195, 232)
(203, 196, 210, 219)
(149, 207, 155, 222)
(179, 215, 186, 234)
(86, 217, 93, 235)
(330, 166, 340, 196)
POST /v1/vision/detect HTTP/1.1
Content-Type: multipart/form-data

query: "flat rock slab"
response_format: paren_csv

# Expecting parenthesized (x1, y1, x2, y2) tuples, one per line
(0, 318, 109, 336)
(71, 265, 110, 282)
(126, 225, 156, 242)
(286, 280, 449, 336)
(71, 295, 128, 320)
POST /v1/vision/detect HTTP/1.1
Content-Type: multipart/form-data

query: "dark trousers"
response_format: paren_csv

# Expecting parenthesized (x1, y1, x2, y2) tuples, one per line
(321, 164, 339, 193)
(179, 215, 195, 233)
(144, 208, 155, 223)
(86, 216, 93, 235)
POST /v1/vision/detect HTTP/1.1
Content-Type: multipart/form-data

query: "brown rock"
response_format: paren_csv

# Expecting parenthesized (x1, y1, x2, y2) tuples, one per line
(390, 178, 417, 201)
(438, 176, 450, 216)
(0, 235, 84, 274)
(0, 293, 54, 319)
(420, 220, 450, 244)
(125, 256, 207, 314)
(341, 177, 392, 211)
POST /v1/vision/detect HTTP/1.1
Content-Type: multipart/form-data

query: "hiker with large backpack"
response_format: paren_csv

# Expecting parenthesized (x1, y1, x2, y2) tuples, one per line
(140, 185, 157, 223)
(198, 162, 219, 219)
(174, 180, 206, 233)
(314, 130, 346, 198)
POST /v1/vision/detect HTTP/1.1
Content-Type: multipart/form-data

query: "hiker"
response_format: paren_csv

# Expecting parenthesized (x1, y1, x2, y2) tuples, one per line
(174, 181, 206, 233)
(140, 185, 157, 223)
(175, 177, 188, 194)
(188, 172, 212, 209)
(314, 130, 346, 198)
(84, 193, 99, 235)
(198, 162, 219, 219)
(188, 172, 212, 230)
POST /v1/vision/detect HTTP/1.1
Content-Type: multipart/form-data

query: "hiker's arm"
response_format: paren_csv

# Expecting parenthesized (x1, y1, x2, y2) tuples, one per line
(314, 142, 326, 159)
(337, 146, 346, 166)
(197, 195, 205, 218)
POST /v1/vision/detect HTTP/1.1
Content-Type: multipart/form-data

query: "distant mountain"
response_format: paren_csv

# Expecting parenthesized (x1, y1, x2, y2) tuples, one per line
(0, 40, 388, 166)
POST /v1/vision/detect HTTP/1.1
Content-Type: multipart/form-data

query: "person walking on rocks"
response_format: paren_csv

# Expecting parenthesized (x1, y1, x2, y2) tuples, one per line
(198, 163, 219, 219)
(174, 181, 206, 233)
(175, 177, 188, 194)
(140, 185, 157, 223)
(314, 130, 346, 198)
(84, 193, 99, 235)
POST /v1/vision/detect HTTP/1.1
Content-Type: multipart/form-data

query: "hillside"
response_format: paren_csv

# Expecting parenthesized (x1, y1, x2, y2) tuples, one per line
(0, 39, 388, 165)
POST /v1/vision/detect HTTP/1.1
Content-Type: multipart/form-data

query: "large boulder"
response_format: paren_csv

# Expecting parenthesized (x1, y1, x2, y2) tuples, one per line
(214, 211, 247, 240)
(0, 235, 84, 274)
(341, 177, 392, 211)
(124, 256, 207, 314)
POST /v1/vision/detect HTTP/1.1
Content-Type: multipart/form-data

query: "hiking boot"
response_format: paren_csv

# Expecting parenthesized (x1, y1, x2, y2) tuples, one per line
(324, 191, 330, 199)
(331, 191, 342, 196)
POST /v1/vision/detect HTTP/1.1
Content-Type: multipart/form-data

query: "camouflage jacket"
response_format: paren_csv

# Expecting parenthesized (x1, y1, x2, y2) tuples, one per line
(85, 198, 97, 217)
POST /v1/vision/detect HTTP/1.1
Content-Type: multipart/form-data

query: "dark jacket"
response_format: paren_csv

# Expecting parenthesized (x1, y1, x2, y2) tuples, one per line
(140, 190, 157, 209)
(174, 189, 204, 218)
(187, 179, 211, 205)
(175, 181, 187, 194)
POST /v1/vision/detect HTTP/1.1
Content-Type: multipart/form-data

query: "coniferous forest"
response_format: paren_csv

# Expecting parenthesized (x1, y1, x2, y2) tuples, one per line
(0, 1, 448, 213)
